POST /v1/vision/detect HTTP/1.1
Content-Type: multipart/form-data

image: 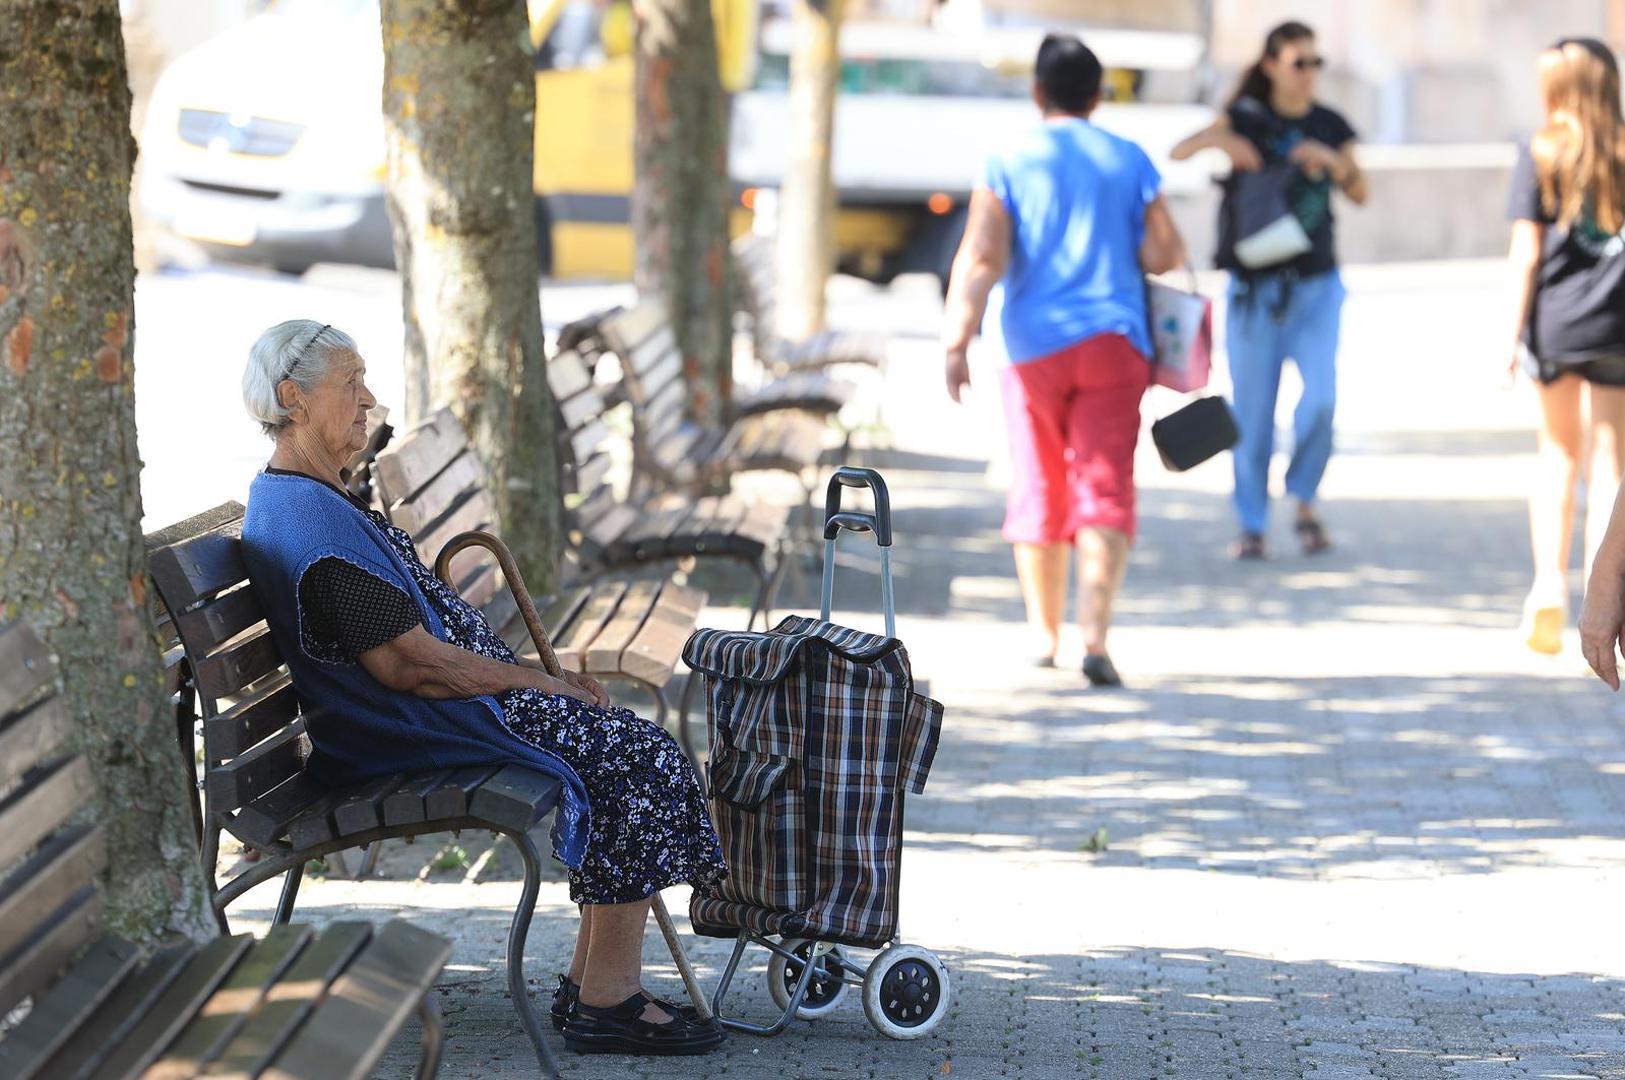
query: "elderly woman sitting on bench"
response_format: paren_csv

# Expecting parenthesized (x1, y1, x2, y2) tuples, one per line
(238, 319, 726, 1058)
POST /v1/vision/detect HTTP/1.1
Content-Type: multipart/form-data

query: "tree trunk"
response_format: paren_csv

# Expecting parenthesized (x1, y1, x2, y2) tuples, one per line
(0, 0, 211, 945)
(775, 0, 844, 342)
(381, 0, 563, 593)
(632, 0, 733, 428)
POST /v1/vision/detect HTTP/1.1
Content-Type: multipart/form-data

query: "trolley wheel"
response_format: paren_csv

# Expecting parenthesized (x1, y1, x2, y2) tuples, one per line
(767, 939, 851, 1019)
(863, 944, 950, 1039)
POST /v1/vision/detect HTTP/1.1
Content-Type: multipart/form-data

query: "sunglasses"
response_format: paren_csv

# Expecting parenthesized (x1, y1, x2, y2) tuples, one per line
(1291, 56, 1326, 71)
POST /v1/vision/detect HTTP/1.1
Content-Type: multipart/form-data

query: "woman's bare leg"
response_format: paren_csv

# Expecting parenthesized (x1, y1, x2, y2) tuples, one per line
(1077, 526, 1130, 656)
(577, 899, 672, 1022)
(568, 905, 591, 984)
(1585, 383, 1625, 581)
(1013, 541, 1069, 661)
(1531, 377, 1584, 583)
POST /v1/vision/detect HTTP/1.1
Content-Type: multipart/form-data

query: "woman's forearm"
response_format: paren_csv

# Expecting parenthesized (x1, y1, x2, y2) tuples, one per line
(360, 626, 555, 700)
(943, 253, 1000, 352)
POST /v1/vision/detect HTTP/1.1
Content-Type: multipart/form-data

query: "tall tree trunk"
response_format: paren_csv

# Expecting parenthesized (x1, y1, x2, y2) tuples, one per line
(632, 0, 733, 428)
(0, 0, 211, 945)
(381, 0, 562, 593)
(776, 0, 844, 342)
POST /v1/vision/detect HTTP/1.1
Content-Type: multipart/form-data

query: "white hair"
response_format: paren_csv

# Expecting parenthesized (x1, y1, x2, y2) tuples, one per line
(243, 320, 359, 438)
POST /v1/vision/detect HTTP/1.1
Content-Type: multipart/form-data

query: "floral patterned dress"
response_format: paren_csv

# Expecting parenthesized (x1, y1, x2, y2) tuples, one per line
(283, 472, 726, 906)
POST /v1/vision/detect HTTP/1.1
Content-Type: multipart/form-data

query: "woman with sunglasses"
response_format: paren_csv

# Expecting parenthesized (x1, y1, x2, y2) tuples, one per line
(1525, 41, 1625, 663)
(1172, 21, 1366, 560)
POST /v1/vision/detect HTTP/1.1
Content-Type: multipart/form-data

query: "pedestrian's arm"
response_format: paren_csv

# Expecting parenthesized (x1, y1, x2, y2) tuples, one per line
(1140, 195, 1186, 275)
(359, 625, 597, 703)
(1333, 140, 1367, 205)
(1171, 116, 1262, 171)
(942, 187, 1011, 355)
(1505, 219, 1543, 372)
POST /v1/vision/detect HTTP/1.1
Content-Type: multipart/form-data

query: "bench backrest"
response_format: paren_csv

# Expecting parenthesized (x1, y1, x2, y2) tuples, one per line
(598, 299, 708, 485)
(0, 621, 111, 1023)
(147, 504, 313, 850)
(547, 348, 656, 562)
(732, 234, 778, 356)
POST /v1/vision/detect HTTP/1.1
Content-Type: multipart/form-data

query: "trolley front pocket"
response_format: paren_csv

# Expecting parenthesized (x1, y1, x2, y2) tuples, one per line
(706, 749, 808, 916)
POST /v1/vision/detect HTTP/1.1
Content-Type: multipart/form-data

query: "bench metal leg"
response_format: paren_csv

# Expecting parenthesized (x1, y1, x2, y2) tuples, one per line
(414, 992, 446, 1079)
(509, 829, 560, 1079)
(272, 862, 304, 925)
(202, 826, 231, 935)
(354, 841, 381, 880)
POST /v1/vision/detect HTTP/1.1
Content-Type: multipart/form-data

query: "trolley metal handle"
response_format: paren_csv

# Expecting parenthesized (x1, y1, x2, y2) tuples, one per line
(823, 467, 892, 547)
(819, 467, 896, 638)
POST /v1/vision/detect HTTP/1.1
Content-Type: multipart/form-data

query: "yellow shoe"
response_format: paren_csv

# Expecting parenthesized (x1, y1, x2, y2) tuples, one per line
(1520, 587, 1566, 655)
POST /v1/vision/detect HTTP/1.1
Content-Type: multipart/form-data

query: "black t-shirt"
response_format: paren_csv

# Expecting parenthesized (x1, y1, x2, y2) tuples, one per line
(1508, 141, 1625, 361)
(1216, 96, 1357, 276)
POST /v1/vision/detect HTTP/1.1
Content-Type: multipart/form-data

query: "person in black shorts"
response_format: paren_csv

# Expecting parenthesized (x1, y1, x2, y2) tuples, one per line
(1510, 40, 1625, 656)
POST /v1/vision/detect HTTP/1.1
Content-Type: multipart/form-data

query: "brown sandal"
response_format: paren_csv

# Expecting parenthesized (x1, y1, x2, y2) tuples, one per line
(1295, 516, 1332, 555)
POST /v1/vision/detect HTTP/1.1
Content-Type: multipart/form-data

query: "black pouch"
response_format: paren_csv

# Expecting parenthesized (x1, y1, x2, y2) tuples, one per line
(1151, 396, 1239, 472)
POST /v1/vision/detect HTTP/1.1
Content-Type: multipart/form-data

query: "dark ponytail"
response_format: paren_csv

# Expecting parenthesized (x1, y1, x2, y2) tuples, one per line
(1229, 20, 1316, 107)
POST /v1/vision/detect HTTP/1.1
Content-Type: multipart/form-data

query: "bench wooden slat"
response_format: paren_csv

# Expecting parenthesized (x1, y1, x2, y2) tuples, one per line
(140, 925, 314, 1080)
(148, 513, 248, 612)
(0, 936, 141, 1080)
(416, 488, 498, 568)
(651, 424, 710, 477)
(229, 770, 329, 850)
(569, 419, 611, 468)
(584, 581, 661, 675)
(558, 386, 604, 433)
(373, 409, 465, 509)
(553, 582, 627, 672)
(284, 786, 354, 849)
(581, 502, 640, 555)
(0, 756, 94, 871)
(206, 676, 299, 761)
(571, 450, 613, 497)
(622, 583, 706, 686)
(196, 923, 372, 1080)
(173, 587, 264, 657)
(192, 627, 283, 700)
(457, 561, 502, 613)
(467, 765, 562, 832)
(89, 934, 256, 1080)
(640, 340, 683, 398)
(641, 376, 688, 443)
(537, 587, 595, 642)
(547, 349, 594, 402)
(33, 944, 193, 1080)
(0, 620, 58, 719)
(263, 921, 451, 1080)
(603, 303, 668, 360)
(381, 769, 455, 828)
(423, 765, 501, 821)
(386, 448, 483, 538)
(625, 321, 678, 378)
(0, 695, 71, 791)
(330, 773, 409, 836)
(0, 886, 101, 1019)
(0, 824, 106, 964)
(206, 723, 309, 815)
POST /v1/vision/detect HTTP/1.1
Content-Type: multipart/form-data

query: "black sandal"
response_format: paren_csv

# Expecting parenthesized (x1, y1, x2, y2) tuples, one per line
(563, 991, 724, 1056)
(552, 976, 707, 1031)
(1294, 515, 1331, 555)
(1231, 532, 1267, 560)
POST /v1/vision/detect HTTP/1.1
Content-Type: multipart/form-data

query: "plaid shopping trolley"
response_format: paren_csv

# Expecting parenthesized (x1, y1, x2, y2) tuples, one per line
(681, 467, 949, 1039)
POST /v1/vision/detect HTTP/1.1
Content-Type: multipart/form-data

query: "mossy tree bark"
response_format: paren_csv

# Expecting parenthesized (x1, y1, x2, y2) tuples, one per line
(381, 0, 563, 592)
(775, 0, 844, 341)
(0, 0, 212, 945)
(632, 0, 733, 428)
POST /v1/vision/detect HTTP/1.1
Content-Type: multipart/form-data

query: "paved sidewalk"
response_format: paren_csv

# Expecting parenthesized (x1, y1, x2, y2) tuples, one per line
(219, 263, 1625, 1078)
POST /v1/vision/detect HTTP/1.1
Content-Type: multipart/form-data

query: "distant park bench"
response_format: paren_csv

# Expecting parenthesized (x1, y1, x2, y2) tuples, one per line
(0, 619, 452, 1080)
(732, 234, 889, 374)
(145, 505, 572, 1077)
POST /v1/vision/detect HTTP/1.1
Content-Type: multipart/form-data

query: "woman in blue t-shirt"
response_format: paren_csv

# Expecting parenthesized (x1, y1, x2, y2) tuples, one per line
(1172, 21, 1366, 560)
(1519, 40, 1625, 660)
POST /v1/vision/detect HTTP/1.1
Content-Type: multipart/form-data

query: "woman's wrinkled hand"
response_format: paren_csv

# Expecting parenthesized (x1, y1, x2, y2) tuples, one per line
(1579, 567, 1625, 690)
(555, 669, 610, 708)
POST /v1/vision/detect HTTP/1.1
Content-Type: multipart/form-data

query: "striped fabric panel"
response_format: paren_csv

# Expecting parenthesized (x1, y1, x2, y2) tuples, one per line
(685, 616, 945, 947)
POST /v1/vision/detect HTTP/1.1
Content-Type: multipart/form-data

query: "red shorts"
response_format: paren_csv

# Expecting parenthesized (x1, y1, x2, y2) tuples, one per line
(997, 333, 1149, 544)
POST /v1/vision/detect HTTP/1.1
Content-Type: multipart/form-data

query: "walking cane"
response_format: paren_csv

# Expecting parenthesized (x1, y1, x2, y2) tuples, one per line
(436, 532, 714, 1021)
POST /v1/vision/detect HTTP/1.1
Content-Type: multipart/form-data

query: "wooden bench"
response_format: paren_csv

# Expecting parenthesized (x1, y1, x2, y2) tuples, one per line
(370, 407, 708, 765)
(594, 299, 831, 496)
(145, 507, 573, 1078)
(0, 620, 451, 1080)
(547, 347, 791, 630)
(732, 234, 889, 375)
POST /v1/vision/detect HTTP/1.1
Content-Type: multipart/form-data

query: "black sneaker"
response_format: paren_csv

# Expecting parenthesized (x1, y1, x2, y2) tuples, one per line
(1082, 654, 1123, 688)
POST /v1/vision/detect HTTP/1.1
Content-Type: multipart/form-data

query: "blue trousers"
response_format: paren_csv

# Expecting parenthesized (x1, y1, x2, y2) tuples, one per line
(1226, 270, 1346, 535)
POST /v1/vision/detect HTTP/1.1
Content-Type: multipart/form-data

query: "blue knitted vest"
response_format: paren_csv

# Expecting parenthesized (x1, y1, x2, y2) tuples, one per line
(241, 470, 588, 867)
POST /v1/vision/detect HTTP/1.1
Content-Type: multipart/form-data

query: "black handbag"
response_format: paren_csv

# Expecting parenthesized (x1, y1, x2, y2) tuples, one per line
(1150, 395, 1238, 473)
